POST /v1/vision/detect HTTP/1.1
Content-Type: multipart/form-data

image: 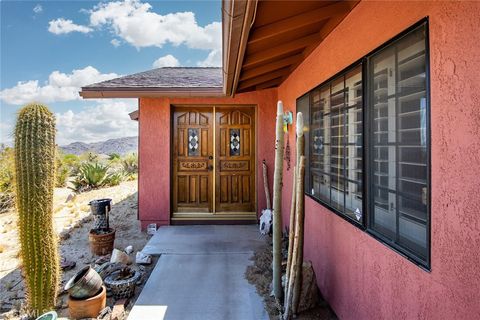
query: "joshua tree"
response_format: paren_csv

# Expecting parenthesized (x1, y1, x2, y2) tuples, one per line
(15, 103, 60, 316)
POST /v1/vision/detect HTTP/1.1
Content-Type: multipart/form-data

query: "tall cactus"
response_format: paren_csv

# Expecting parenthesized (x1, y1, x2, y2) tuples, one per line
(14, 103, 59, 316)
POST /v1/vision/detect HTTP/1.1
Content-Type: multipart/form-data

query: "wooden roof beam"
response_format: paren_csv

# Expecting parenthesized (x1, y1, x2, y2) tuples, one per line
(239, 54, 301, 81)
(243, 33, 323, 69)
(255, 76, 285, 90)
(248, 1, 352, 46)
(238, 68, 290, 90)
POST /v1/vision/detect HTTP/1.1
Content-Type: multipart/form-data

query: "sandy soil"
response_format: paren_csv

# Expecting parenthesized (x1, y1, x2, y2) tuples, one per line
(245, 237, 337, 320)
(0, 180, 155, 319)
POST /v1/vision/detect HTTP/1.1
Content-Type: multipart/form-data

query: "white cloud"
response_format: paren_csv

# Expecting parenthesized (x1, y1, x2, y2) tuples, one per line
(197, 49, 221, 67)
(55, 99, 138, 145)
(33, 4, 43, 14)
(152, 54, 180, 68)
(0, 121, 13, 147)
(0, 66, 119, 105)
(87, 0, 221, 64)
(110, 39, 121, 47)
(48, 18, 92, 34)
(88, 1, 221, 50)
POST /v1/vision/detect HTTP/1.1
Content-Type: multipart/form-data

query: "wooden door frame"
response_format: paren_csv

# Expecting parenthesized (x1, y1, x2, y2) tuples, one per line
(170, 104, 258, 222)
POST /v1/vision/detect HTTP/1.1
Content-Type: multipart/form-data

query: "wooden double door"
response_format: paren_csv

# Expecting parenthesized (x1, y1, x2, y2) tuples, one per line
(173, 106, 256, 217)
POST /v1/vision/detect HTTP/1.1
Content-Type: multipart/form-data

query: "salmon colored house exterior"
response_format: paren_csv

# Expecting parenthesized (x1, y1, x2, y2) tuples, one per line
(81, 1, 480, 319)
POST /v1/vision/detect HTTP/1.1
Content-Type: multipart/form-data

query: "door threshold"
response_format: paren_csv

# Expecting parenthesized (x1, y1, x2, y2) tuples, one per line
(172, 212, 257, 221)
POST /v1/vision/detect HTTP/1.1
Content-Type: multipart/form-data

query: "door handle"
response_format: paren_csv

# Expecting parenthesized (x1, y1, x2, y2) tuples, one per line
(208, 155, 213, 160)
(208, 165, 214, 171)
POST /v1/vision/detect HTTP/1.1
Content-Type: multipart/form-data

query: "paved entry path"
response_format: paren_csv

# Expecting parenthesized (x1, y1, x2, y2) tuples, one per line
(128, 225, 269, 320)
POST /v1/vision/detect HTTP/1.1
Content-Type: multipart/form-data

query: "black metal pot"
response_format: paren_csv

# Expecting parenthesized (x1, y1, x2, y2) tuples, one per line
(89, 198, 112, 229)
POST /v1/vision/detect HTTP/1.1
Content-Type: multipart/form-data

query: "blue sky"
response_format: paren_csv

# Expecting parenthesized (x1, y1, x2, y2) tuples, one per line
(0, 0, 221, 145)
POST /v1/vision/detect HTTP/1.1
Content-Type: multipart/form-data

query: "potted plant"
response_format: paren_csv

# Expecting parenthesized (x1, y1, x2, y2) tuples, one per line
(88, 199, 115, 256)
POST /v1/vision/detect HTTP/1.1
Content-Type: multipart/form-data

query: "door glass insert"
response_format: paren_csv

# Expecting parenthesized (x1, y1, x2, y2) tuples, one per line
(230, 129, 240, 156)
(188, 128, 199, 156)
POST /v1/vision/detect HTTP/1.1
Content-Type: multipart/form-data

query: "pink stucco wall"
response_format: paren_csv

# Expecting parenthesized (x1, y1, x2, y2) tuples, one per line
(138, 89, 278, 228)
(278, 1, 480, 319)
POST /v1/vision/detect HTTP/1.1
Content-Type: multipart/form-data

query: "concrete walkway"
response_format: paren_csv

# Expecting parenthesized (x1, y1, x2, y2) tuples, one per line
(128, 225, 269, 320)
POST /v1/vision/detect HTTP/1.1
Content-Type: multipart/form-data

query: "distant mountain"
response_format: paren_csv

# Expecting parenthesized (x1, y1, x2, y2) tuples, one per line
(60, 136, 138, 156)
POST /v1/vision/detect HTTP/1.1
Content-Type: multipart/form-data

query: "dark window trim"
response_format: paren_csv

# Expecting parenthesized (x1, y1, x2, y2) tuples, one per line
(296, 17, 431, 271)
(305, 60, 364, 226)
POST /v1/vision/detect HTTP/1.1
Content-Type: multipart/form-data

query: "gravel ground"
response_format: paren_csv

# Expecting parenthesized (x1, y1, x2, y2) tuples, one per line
(0, 180, 156, 320)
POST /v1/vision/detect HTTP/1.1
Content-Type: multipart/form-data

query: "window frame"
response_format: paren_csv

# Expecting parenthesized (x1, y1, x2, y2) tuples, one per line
(296, 18, 431, 270)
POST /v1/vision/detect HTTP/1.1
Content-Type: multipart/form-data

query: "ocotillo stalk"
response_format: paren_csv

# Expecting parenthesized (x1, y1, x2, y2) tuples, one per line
(284, 112, 305, 308)
(284, 165, 296, 300)
(292, 155, 306, 316)
(272, 101, 285, 301)
(262, 159, 271, 210)
(15, 103, 60, 317)
(295, 113, 305, 183)
(284, 156, 306, 319)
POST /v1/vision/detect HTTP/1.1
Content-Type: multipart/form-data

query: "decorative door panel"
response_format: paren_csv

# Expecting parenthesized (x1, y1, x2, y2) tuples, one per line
(215, 107, 256, 212)
(173, 108, 213, 213)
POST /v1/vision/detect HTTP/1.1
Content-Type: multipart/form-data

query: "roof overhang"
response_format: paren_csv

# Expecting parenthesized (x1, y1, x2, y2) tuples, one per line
(231, 0, 359, 93)
(222, 0, 258, 96)
(80, 87, 224, 99)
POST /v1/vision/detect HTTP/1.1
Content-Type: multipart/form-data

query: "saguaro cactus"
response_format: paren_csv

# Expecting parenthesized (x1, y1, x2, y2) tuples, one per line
(14, 103, 60, 316)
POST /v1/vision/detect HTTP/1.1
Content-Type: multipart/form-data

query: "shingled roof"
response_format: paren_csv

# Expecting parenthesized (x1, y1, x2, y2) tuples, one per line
(80, 67, 223, 98)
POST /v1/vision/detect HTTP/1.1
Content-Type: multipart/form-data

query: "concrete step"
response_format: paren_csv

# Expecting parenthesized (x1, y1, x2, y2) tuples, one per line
(142, 225, 265, 255)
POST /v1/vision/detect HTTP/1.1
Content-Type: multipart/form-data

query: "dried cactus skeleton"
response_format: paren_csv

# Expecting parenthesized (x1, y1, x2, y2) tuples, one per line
(14, 103, 60, 316)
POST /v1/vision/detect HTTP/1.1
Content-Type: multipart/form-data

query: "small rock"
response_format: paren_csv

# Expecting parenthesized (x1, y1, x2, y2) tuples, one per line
(297, 261, 320, 314)
(124, 245, 133, 254)
(95, 255, 110, 265)
(135, 252, 152, 265)
(111, 299, 127, 320)
(65, 193, 75, 202)
(59, 231, 70, 240)
(97, 306, 112, 319)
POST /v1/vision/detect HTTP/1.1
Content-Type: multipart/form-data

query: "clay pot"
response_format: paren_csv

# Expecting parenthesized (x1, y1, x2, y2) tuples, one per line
(65, 266, 103, 299)
(104, 268, 141, 299)
(89, 228, 115, 256)
(68, 285, 106, 319)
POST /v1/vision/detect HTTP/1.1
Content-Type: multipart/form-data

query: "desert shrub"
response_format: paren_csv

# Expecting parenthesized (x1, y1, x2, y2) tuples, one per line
(79, 152, 99, 163)
(122, 153, 138, 180)
(104, 172, 124, 186)
(55, 149, 69, 188)
(62, 153, 81, 177)
(71, 162, 110, 192)
(0, 146, 15, 213)
(109, 153, 121, 161)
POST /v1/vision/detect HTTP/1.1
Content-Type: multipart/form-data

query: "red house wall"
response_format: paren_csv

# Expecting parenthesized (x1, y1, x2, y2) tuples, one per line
(138, 89, 278, 228)
(278, 1, 480, 319)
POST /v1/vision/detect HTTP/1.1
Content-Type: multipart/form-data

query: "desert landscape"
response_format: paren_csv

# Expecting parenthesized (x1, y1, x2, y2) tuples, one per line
(0, 180, 154, 319)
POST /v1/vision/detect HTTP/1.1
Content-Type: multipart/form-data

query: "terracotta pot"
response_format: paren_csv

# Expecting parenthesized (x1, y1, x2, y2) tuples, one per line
(104, 268, 141, 299)
(68, 285, 106, 319)
(89, 228, 115, 256)
(65, 266, 103, 299)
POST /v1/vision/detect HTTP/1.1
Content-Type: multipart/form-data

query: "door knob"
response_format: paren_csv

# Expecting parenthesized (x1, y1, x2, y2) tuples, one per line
(208, 155, 213, 160)
(208, 165, 214, 171)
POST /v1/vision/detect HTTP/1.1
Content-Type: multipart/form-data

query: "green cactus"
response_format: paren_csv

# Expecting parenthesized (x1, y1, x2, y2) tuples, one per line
(14, 103, 60, 316)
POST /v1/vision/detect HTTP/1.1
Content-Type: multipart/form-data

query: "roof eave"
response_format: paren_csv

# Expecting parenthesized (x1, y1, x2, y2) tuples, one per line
(79, 87, 224, 99)
(222, 0, 258, 96)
